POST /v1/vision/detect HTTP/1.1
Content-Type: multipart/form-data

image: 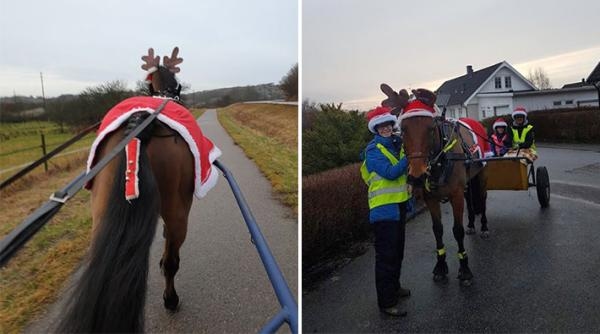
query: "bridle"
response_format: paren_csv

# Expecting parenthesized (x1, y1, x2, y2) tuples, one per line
(402, 116, 462, 172)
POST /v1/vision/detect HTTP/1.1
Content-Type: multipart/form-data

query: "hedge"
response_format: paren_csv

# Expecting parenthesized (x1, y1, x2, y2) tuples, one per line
(481, 107, 600, 143)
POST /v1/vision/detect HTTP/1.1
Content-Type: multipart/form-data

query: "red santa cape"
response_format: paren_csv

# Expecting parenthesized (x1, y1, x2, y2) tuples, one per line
(458, 117, 493, 160)
(86, 96, 221, 199)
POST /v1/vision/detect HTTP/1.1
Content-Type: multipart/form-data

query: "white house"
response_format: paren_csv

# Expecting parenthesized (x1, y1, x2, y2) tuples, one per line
(435, 61, 600, 120)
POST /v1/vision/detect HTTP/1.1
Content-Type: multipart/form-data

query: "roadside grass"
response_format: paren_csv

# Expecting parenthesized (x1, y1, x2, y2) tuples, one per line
(190, 108, 206, 119)
(217, 103, 297, 211)
(0, 157, 92, 334)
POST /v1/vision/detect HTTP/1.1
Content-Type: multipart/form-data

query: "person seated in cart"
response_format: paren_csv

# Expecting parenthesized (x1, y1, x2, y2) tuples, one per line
(490, 118, 512, 157)
(507, 106, 537, 161)
(360, 106, 411, 317)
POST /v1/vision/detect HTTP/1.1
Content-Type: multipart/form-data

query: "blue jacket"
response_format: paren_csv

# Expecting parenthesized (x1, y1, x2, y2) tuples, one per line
(364, 134, 409, 223)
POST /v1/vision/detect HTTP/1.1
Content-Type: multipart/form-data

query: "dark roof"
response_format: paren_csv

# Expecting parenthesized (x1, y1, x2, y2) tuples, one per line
(562, 81, 588, 88)
(586, 61, 600, 83)
(435, 62, 503, 106)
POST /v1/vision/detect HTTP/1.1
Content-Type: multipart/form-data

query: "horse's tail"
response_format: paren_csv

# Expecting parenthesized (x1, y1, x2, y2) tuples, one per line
(465, 171, 487, 215)
(58, 114, 158, 333)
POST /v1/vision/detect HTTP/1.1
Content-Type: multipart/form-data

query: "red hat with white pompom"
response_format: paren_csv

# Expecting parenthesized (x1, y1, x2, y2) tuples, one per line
(367, 106, 397, 134)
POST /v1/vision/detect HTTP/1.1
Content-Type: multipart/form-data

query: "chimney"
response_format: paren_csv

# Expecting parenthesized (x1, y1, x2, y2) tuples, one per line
(582, 78, 585, 82)
(467, 65, 473, 76)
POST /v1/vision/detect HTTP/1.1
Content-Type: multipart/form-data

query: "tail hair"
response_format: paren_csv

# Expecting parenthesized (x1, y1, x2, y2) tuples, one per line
(58, 120, 159, 332)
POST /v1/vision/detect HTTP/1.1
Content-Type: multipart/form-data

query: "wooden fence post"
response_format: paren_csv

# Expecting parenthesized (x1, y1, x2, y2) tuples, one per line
(41, 134, 48, 172)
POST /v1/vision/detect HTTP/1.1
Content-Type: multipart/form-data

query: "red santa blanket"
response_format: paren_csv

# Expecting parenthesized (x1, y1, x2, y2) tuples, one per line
(458, 117, 493, 160)
(86, 96, 221, 199)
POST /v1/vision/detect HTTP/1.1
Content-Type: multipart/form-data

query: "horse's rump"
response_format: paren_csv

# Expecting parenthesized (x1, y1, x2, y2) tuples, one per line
(86, 96, 221, 199)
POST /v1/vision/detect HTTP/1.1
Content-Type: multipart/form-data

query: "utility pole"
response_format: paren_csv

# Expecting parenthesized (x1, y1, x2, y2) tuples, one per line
(40, 72, 47, 111)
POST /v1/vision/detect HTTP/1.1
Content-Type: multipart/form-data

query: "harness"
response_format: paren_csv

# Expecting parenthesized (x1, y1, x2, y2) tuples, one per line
(404, 117, 478, 191)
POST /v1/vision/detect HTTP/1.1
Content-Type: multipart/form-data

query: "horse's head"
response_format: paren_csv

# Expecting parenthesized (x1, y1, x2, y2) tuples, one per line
(401, 115, 436, 188)
(141, 47, 183, 99)
(381, 86, 438, 190)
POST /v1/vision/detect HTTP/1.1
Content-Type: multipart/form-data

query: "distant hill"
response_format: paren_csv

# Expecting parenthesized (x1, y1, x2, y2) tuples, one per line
(182, 83, 284, 107)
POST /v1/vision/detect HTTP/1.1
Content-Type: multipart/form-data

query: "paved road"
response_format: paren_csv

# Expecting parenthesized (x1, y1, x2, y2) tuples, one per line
(27, 109, 297, 333)
(303, 146, 600, 333)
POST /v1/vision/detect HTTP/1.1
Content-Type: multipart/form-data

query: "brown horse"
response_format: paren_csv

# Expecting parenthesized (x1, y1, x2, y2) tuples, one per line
(381, 85, 488, 286)
(58, 48, 195, 332)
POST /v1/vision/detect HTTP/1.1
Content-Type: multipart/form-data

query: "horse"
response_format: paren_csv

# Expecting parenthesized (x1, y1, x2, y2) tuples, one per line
(58, 48, 197, 332)
(381, 85, 489, 286)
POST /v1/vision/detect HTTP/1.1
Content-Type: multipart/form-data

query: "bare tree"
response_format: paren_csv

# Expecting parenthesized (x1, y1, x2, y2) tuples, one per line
(279, 63, 298, 101)
(527, 67, 552, 90)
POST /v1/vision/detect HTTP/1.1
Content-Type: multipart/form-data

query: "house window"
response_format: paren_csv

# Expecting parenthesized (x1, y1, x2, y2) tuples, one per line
(565, 100, 573, 105)
(495, 77, 502, 89)
(505, 76, 512, 88)
(553, 101, 562, 106)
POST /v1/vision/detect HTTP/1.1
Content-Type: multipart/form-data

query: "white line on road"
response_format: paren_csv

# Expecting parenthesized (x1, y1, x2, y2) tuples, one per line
(551, 193, 600, 209)
(552, 180, 600, 190)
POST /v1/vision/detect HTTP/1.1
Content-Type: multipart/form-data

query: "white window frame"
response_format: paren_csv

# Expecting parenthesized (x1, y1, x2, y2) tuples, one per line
(494, 77, 502, 89)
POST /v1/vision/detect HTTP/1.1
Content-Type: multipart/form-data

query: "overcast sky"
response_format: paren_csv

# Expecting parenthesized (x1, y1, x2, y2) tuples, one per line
(303, 0, 600, 110)
(0, 0, 297, 97)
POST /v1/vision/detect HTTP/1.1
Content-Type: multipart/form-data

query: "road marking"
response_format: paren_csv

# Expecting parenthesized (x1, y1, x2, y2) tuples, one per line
(552, 180, 600, 190)
(551, 194, 600, 209)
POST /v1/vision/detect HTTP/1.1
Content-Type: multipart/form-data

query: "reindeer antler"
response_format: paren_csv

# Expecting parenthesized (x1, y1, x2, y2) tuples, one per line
(141, 48, 160, 71)
(163, 47, 183, 73)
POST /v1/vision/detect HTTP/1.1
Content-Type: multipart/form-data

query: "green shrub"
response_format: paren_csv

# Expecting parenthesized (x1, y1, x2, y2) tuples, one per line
(302, 163, 370, 269)
(302, 103, 372, 175)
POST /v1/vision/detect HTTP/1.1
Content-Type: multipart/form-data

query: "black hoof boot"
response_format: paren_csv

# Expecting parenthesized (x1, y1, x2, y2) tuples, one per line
(164, 291, 180, 311)
(433, 253, 449, 282)
(480, 230, 490, 239)
(457, 255, 474, 286)
(465, 226, 476, 235)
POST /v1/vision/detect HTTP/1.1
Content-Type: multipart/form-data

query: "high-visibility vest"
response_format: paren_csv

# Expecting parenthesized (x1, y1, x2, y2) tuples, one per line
(360, 143, 410, 209)
(511, 125, 536, 151)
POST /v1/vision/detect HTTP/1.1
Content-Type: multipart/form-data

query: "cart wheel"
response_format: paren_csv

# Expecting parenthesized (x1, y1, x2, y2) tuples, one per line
(536, 166, 550, 208)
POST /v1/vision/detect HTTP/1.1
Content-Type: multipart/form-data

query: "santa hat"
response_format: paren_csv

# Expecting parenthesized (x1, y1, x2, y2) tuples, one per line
(492, 118, 508, 130)
(399, 100, 436, 121)
(512, 106, 527, 119)
(367, 106, 397, 134)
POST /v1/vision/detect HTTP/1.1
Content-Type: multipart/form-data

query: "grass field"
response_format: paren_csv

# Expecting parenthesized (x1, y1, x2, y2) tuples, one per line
(0, 122, 96, 181)
(0, 158, 91, 333)
(217, 103, 298, 211)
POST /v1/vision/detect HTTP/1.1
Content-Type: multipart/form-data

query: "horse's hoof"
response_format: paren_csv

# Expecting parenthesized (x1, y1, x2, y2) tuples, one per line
(460, 279, 473, 287)
(480, 231, 490, 239)
(465, 227, 475, 235)
(163, 293, 180, 311)
(433, 274, 448, 283)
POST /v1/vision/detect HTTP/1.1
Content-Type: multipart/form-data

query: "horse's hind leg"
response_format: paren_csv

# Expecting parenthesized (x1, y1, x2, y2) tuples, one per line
(160, 210, 189, 310)
(426, 198, 448, 283)
(480, 192, 489, 239)
(465, 192, 476, 235)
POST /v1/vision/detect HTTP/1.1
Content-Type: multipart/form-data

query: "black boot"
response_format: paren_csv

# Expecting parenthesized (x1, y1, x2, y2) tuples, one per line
(433, 252, 449, 282)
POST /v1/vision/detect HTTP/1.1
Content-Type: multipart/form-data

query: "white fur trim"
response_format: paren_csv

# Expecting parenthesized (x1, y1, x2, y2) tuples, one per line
(399, 110, 435, 121)
(86, 108, 151, 174)
(146, 66, 158, 74)
(156, 113, 221, 199)
(368, 113, 397, 133)
(493, 121, 508, 129)
(512, 110, 527, 118)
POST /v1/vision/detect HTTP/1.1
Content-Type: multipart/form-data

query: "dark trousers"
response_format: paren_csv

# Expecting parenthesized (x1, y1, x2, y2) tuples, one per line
(374, 202, 407, 308)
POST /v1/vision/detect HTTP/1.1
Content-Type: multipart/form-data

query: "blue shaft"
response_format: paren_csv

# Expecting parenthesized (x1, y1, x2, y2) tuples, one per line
(213, 160, 298, 334)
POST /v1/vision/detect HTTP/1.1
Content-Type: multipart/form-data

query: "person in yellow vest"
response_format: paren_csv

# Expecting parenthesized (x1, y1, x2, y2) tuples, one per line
(361, 106, 410, 317)
(511, 106, 537, 160)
